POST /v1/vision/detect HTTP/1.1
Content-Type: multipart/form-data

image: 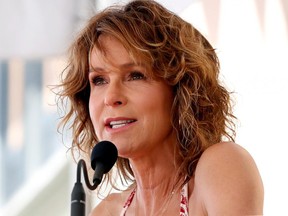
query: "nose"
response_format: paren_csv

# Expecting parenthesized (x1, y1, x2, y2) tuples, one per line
(104, 81, 127, 107)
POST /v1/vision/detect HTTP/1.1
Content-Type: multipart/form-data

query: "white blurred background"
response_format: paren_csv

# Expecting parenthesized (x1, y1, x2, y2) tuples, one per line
(0, 0, 287, 215)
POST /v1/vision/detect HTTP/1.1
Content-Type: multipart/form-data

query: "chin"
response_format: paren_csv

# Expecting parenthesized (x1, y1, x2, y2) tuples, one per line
(107, 138, 138, 158)
(116, 148, 131, 159)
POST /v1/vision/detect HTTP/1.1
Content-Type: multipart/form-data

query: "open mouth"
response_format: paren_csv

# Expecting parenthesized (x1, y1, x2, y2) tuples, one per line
(108, 119, 136, 129)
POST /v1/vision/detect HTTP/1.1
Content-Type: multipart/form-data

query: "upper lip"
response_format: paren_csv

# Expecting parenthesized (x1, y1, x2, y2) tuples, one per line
(104, 117, 137, 127)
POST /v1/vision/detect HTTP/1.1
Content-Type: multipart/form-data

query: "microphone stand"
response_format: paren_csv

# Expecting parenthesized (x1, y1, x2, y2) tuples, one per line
(70, 159, 99, 216)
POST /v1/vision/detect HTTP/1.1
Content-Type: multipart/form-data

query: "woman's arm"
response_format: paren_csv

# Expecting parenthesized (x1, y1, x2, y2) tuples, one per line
(194, 142, 264, 215)
(89, 193, 123, 216)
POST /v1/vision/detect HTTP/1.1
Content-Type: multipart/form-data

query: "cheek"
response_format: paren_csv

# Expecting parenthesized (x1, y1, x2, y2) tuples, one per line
(88, 96, 94, 121)
(158, 92, 174, 126)
(89, 96, 101, 136)
(146, 89, 174, 123)
(154, 87, 174, 115)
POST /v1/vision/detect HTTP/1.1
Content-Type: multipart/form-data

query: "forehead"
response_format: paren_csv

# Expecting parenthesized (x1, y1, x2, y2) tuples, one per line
(89, 35, 155, 78)
(89, 35, 132, 68)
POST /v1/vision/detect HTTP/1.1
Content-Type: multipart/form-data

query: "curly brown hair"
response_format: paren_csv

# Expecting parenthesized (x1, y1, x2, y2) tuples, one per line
(57, 0, 236, 190)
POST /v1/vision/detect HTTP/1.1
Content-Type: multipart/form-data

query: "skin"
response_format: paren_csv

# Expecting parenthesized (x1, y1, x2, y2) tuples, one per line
(89, 35, 176, 160)
(88, 35, 264, 216)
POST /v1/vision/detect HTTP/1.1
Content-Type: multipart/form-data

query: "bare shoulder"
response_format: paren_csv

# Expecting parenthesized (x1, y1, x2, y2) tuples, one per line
(89, 189, 131, 216)
(194, 142, 264, 215)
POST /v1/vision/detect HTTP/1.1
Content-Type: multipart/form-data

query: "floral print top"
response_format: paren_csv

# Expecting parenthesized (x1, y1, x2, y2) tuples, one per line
(120, 183, 189, 216)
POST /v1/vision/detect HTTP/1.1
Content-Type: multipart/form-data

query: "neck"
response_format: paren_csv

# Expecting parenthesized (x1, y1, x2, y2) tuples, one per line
(130, 142, 180, 190)
(128, 144, 182, 215)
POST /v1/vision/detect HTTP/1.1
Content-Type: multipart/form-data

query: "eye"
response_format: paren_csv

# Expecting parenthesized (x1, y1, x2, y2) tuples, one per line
(90, 75, 107, 86)
(129, 71, 146, 81)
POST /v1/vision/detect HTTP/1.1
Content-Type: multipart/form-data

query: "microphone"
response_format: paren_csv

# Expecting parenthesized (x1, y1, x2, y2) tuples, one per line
(91, 140, 118, 185)
(70, 141, 118, 216)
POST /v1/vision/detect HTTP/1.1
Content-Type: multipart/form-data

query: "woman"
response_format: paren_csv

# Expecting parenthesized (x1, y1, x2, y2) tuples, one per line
(58, 0, 264, 215)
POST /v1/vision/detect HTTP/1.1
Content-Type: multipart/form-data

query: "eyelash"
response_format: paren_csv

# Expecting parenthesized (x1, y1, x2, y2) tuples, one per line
(90, 71, 146, 86)
(128, 71, 146, 81)
(91, 76, 107, 86)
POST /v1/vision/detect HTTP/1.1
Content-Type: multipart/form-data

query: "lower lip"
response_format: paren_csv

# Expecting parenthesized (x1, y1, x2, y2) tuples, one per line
(105, 121, 136, 133)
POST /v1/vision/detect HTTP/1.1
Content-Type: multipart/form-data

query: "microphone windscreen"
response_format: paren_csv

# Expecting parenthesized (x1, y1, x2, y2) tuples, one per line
(90, 141, 118, 173)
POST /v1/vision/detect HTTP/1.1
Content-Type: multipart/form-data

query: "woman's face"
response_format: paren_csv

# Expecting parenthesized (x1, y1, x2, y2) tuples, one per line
(88, 35, 176, 158)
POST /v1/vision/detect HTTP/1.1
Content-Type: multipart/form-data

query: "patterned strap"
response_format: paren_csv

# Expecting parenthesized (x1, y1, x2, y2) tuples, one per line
(180, 183, 189, 216)
(120, 183, 189, 216)
(120, 187, 136, 216)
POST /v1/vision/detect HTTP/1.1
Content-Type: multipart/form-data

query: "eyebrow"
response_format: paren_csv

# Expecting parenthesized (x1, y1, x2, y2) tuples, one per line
(89, 67, 105, 73)
(89, 62, 144, 73)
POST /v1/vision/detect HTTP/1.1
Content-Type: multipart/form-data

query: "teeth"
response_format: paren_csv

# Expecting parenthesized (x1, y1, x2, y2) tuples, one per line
(111, 124, 126, 129)
(109, 120, 134, 129)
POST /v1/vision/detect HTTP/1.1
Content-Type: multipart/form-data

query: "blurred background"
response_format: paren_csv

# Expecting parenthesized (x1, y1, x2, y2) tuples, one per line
(0, 0, 287, 215)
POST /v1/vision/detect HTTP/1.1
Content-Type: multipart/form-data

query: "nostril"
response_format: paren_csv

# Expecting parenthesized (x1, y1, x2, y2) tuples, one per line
(104, 92, 126, 106)
(114, 101, 122, 105)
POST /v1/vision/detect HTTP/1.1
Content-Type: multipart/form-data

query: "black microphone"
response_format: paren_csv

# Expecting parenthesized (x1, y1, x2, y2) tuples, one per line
(91, 140, 118, 185)
(70, 141, 118, 216)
